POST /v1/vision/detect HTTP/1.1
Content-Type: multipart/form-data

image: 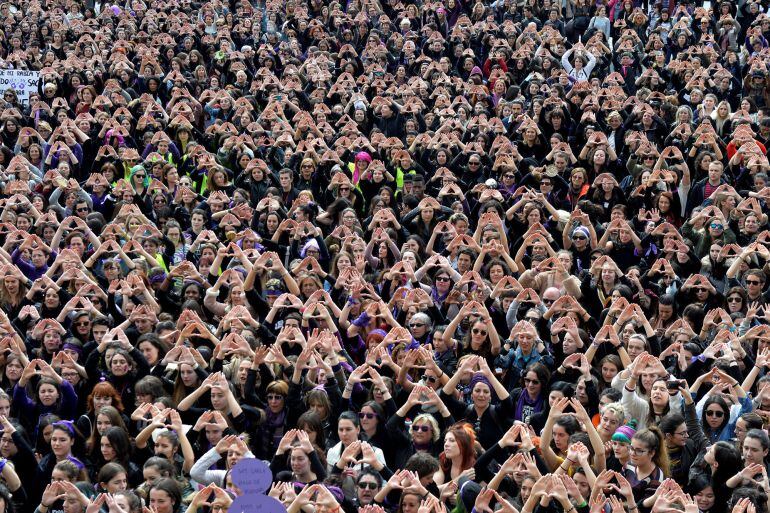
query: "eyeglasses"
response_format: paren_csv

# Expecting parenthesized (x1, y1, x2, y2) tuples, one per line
(472, 328, 487, 336)
(727, 297, 743, 303)
(709, 223, 724, 230)
(358, 482, 379, 490)
(411, 424, 431, 432)
(673, 430, 689, 437)
(705, 409, 724, 418)
(410, 323, 425, 328)
(358, 412, 378, 419)
(747, 280, 762, 286)
(436, 276, 451, 282)
(629, 446, 649, 455)
(267, 394, 284, 401)
(523, 378, 540, 385)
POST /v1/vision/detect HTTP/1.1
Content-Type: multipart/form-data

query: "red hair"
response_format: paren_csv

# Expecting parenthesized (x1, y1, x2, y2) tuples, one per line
(87, 382, 125, 413)
(439, 422, 477, 474)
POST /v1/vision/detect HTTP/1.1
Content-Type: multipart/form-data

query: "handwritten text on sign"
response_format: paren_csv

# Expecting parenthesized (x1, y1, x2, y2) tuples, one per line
(0, 69, 40, 106)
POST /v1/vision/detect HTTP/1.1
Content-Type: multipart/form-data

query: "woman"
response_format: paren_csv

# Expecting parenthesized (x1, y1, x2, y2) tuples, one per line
(95, 462, 129, 494)
(624, 427, 669, 501)
(439, 356, 513, 450)
(700, 392, 751, 443)
(679, 441, 740, 513)
(435, 422, 476, 485)
(13, 365, 78, 434)
(177, 373, 262, 440)
(189, 433, 254, 487)
(326, 411, 386, 472)
(85, 345, 150, 409)
(623, 369, 681, 430)
(270, 430, 326, 484)
(77, 381, 125, 440)
(512, 363, 550, 424)
(660, 387, 708, 485)
(93, 426, 141, 486)
(86, 405, 127, 454)
(444, 304, 501, 365)
(34, 421, 88, 505)
(254, 380, 289, 461)
(386, 408, 445, 470)
(148, 478, 183, 513)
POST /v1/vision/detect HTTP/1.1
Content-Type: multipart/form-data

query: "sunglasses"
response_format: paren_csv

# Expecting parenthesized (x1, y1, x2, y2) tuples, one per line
(410, 323, 425, 328)
(503, 174, 515, 179)
(358, 482, 379, 490)
(339, 187, 350, 191)
(74, 321, 90, 327)
(747, 280, 762, 286)
(572, 235, 586, 240)
(727, 297, 742, 303)
(358, 412, 378, 419)
(469, 161, 480, 165)
(472, 328, 487, 336)
(436, 276, 451, 282)
(135, 174, 146, 179)
(411, 424, 431, 432)
(76, 207, 89, 212)
(267, 394, 284, 401)
(422, 375, 437, 383)
(709, 223, 724, 229)
(523, 378, 540, 385)
(705, 410, 724, 418)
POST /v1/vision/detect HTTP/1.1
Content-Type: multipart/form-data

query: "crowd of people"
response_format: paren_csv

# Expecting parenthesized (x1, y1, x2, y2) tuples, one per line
(0, 0, 769, 512)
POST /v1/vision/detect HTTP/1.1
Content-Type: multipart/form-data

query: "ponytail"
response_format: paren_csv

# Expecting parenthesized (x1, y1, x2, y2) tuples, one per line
(633, 426, 670, 477)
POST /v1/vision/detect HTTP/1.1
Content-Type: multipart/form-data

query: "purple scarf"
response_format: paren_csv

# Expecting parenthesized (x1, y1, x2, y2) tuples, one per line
(514, 390, 543, 423)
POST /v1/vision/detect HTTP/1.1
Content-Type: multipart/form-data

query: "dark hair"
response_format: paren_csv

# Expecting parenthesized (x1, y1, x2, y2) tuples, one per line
(296, 411, 327, 451)
(550, 381, 575, 398)
(135, 376, 167, 402)
(522, 362, 551, 393)
(357, 469, 383, 487)
(659, 412, 685, 436)
(404, 452, 440, 479)
(600, 388, 622, 403)
(143, 456, 175, 477)
(338, 411, 360, 429)
(745, 429, 770, 454)
(739, 413, 764, 433)
(97, 462, 127, 489)
(149, 478, 182, 509)
(101, 426, 133, 469)
(702, 396, 730, 433)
